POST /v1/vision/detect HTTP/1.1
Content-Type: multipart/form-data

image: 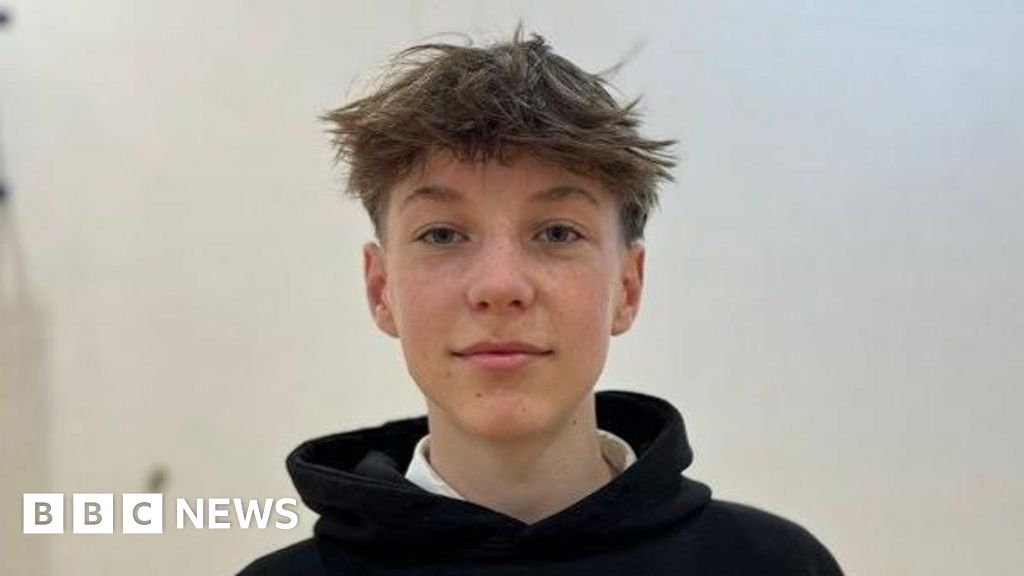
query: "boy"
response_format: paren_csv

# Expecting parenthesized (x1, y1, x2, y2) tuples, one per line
(240, 26, 843, 575)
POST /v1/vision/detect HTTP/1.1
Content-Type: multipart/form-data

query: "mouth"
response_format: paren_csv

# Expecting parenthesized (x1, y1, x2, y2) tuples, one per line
(451, 341, 553, 371)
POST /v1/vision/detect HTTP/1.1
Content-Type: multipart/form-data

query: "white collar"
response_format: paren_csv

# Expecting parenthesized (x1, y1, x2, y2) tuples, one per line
(404, 429, 637, 501)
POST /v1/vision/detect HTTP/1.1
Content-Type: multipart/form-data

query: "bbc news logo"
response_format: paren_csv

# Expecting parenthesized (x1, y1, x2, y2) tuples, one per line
(23, 494, 298, 534)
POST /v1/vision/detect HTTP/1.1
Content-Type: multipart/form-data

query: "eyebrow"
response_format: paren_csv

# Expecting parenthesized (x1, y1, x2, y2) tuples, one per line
(399, 185, 461, 213)
(532, 185, 600, 207)
(399, 184, 600, 213)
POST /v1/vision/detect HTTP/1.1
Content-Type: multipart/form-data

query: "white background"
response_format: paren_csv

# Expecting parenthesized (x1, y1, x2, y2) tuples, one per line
(1, 1, 1021, 574)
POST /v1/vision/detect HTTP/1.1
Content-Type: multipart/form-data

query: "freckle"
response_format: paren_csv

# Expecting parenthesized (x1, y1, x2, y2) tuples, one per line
(475, 392, 482, 398)
(572, 419, 577, 426)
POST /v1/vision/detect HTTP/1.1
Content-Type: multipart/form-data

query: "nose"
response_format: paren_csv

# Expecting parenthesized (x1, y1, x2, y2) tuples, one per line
(464, 235, 536, 314)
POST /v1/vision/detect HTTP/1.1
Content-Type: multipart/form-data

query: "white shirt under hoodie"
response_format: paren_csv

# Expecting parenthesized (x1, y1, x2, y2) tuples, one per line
(405, 429, 638, 500)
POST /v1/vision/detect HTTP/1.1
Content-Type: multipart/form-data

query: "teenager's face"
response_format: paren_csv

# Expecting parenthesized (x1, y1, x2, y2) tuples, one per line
(363, 149, 644, 441)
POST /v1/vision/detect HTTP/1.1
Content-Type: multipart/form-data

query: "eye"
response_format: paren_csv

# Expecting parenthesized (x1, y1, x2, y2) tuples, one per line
(538, 223, 583, 245)
(416, 226, 466, 246)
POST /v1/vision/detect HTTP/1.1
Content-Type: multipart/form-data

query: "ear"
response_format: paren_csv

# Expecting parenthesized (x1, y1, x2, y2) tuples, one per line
(363, 242, 399, 338)
(611, 243, 645, 336)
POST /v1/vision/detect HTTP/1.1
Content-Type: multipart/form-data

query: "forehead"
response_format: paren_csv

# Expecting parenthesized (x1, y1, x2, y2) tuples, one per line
(390, 148, 615, 212)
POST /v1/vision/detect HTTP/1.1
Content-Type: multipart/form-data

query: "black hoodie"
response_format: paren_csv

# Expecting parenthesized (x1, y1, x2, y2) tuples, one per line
(238, 390, 843, 575)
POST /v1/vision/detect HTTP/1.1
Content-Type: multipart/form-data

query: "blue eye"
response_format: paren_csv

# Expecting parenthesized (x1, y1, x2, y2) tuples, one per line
(417, 226, 465, 246)
(538, 224, 582, 245)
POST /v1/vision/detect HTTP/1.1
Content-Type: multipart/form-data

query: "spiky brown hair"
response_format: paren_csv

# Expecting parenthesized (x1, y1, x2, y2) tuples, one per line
(323, 24, 676, 245)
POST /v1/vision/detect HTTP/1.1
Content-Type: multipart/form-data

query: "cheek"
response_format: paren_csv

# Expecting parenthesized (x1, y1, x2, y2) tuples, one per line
(550, 263, 617, 348)
(389, 262, 459, 368)
(391, 258, 452, 321)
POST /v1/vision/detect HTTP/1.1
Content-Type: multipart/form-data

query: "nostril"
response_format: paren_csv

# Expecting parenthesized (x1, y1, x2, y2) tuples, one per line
(474, 298, 527, 311)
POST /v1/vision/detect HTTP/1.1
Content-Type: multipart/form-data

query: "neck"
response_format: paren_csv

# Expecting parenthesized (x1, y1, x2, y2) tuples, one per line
(425, 393, 617, 524)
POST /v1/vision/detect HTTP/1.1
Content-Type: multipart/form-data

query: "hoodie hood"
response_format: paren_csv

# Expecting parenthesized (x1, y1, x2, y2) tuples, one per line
(286, 390, 713, 559)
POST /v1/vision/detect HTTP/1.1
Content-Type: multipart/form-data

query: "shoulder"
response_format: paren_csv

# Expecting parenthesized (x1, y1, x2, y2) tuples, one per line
(694, 499, 844, 575)
(236, 538, 324, 576)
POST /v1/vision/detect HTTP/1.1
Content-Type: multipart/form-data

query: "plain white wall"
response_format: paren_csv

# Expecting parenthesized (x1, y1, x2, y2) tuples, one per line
(1, 1, 1021, 574)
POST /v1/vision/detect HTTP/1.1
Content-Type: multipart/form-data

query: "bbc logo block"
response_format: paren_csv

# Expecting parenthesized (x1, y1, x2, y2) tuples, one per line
(24, 493, 163, 534)
(72, 493, 114, 534)
(23, 494, 64, 534)
(123, 493, 163, 534)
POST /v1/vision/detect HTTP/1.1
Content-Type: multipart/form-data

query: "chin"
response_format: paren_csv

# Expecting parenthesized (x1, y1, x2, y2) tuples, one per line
(457, 389, 564, 441)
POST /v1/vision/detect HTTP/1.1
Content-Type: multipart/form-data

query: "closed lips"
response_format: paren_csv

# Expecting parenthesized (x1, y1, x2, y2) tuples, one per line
(453, 342, 552, 356)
